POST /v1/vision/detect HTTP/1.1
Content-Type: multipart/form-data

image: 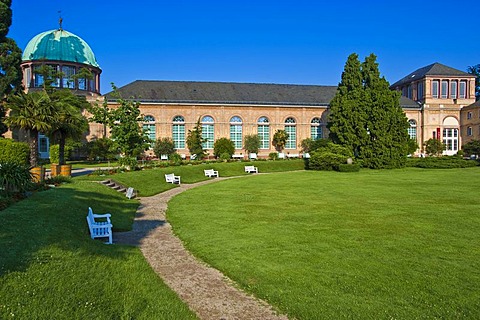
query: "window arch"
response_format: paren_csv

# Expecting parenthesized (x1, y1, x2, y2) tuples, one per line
(143, 115, 156, 144)
(285, 117, 296, 149)
(201, 115, 215, 149)
(230, 116, 243, 149)
(407, 119, 417, 140)
(258, 116, 270, 149)
(311, 117, 322, 140)
(172, 115, 185, 149)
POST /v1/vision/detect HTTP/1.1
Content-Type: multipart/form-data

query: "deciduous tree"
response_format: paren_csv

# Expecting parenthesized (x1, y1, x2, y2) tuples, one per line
(0, 0, 22, 136)
(467, 64, 480, 101)
(186, 119, 206, 160)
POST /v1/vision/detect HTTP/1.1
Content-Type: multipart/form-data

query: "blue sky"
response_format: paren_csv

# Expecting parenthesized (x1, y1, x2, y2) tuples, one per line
(9, 0, 480, 94)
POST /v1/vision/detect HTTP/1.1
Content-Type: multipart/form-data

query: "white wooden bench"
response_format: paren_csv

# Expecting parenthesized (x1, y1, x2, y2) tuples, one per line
(86, 207, 113, 244)
(287, 153, 300, 158)
(232, 154, 244, 159)
(204, 169, 219, 177)
(249, 153, 257, 160)
(278, 152, 285, 159)
(165, 173, 181, 184)
(244, 165, 258, 173)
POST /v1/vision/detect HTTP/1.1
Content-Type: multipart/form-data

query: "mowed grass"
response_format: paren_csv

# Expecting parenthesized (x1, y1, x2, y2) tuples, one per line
(167, 168, 480, 319)
(86, 159, 304, 197)
(0, 180, 197, 319)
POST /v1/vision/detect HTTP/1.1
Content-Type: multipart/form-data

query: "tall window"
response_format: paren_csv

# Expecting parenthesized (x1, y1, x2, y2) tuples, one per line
(172, 115, 185, 149)
(62, 66, 75, 89)
(441, 80, 448, 98)
(201, 116, 214, 149)
(143, 115, 156, 145)
(450, 81, 457, 99)
(311, 117, 322, 140)
(230, 116, 243, 149)
(459, 81, 467, 99)
(407, 85, 412, 99)
(467, 127, 473, 136)
(432, 80, 439, 98)
(284, 117, 296, 149)
(407, 119, 417, 140)
(257, 116, 270, 149)
(443, 128, 458, 152)
(467, 112, 472, 120)
(417, 82, 424, 100)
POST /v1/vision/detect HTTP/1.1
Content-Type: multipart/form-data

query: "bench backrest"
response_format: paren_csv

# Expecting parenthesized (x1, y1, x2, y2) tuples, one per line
(165, 173, 174, 182)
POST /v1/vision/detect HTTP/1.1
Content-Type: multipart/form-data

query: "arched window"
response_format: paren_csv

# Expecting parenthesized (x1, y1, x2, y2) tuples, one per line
(408, 119, 417, 140)
(172, 115, 185, 149)
(284, 117, 296, 149)
(442, 116, 459, 155)
(311, 117, 322, 140)
(143, 115, 156, 144)
(201, 116, 214, 149)
(230, 116, 243, 149)
(257, 116, 270, 149)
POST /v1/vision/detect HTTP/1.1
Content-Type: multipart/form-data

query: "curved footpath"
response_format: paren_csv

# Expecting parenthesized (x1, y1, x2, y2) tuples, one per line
(114, 178, 288, 320)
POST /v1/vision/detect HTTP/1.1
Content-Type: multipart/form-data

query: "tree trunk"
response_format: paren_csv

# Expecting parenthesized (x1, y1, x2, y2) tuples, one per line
(59, 134, 66, 165)
(28, 129, 39, 167)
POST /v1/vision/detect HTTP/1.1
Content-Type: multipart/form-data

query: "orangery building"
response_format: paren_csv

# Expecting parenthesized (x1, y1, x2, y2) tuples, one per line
(7, 26, 479, 159)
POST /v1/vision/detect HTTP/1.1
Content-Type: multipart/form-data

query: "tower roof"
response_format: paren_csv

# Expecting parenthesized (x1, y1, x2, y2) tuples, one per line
(22, 29, 100, 68)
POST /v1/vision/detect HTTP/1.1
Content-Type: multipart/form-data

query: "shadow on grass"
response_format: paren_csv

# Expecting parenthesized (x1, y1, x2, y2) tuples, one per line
(0, 181, 139, 277)
(114, 211, 166, 246)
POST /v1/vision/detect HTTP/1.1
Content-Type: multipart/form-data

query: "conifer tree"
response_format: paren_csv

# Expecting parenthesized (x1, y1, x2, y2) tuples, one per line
(327, 53, 368, 157)
(361, 54, 409, 168)
(0, 0, 23, 136)
(328, 53, 410, 168)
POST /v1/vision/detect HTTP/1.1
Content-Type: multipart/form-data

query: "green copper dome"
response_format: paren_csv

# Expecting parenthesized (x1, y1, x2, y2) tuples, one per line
(22, 29, 100, 68)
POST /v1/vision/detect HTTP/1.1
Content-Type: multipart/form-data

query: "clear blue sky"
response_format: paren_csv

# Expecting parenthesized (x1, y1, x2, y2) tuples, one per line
(9, 0, 480, 94)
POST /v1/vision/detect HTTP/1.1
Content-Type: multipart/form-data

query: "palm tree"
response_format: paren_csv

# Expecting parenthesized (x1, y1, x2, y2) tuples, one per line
(49, 89, 89, 165)
(4, 91, 56, 167)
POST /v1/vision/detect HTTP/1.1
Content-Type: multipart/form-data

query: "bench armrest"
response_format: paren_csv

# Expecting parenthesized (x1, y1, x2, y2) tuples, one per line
(93, 213, 111, 218)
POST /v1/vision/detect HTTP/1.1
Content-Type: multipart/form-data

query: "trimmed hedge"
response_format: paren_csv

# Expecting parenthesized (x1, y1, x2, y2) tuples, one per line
(0, 139, 30, 165)
(338, 163, 361, 172)
(406, 157, 478, 169)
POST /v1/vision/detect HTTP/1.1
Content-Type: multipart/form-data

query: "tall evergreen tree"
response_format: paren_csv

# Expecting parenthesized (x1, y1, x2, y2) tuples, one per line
(328, 53, 409, 168)
(0, 0, 23, 136)
(361, 54, 409, 168)
(327, 53, 368, 157)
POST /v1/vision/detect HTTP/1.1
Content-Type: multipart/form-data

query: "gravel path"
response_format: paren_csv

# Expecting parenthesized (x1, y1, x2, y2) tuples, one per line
(114, 178, 288, 320)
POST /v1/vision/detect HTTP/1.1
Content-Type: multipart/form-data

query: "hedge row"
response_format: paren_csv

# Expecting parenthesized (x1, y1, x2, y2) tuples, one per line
(0, 139, 29, 165)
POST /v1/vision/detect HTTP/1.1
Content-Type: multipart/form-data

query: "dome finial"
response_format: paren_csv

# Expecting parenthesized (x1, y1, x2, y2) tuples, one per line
(58, 11, 63, 30)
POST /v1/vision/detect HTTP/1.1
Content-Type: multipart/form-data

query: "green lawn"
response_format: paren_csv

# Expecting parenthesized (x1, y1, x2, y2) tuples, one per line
(167, 168, 480, 319)
(82, 159, 305, 197)
(0, 180, 197, 319)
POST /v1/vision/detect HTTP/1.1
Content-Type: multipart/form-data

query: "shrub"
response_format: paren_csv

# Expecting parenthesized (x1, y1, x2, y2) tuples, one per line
(269, 152, 279, 160)
(272, 130, 289, 152)
(424, 139, 445, 156)
(220, 152, 231, 161)
(153, 137, 176, 158)
(213, 138, 235, 158)
(118, 156, 138, 171)
(244, 134, 261, 154)
(0, 162, 32, 194)
(308, 151, 348, 171)
(0, 139, 30, 165)
(169, 153, 183, 165)
(49, 144, 73, 164)
(338, 163, 361, 172)
(406, 157, 478, 169)
(86, 138, 117, 161)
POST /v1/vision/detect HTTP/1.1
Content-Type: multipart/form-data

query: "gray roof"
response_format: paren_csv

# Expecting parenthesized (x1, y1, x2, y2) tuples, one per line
(106, 79, 422, 110)
(106, 80, 338, 106)
(399, 96, 421, 109)
(390, 62, 474, 88)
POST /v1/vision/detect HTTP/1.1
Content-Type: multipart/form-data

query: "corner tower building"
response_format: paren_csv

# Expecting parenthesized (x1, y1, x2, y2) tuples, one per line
(20, 27, 102, 98)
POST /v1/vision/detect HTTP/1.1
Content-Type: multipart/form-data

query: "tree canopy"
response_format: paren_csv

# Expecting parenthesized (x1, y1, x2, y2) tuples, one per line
(467, 64, 480, 101)
(327, 53, 410, 168)
(186, 119, 206, 160)
(0, 0, 22, 136)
